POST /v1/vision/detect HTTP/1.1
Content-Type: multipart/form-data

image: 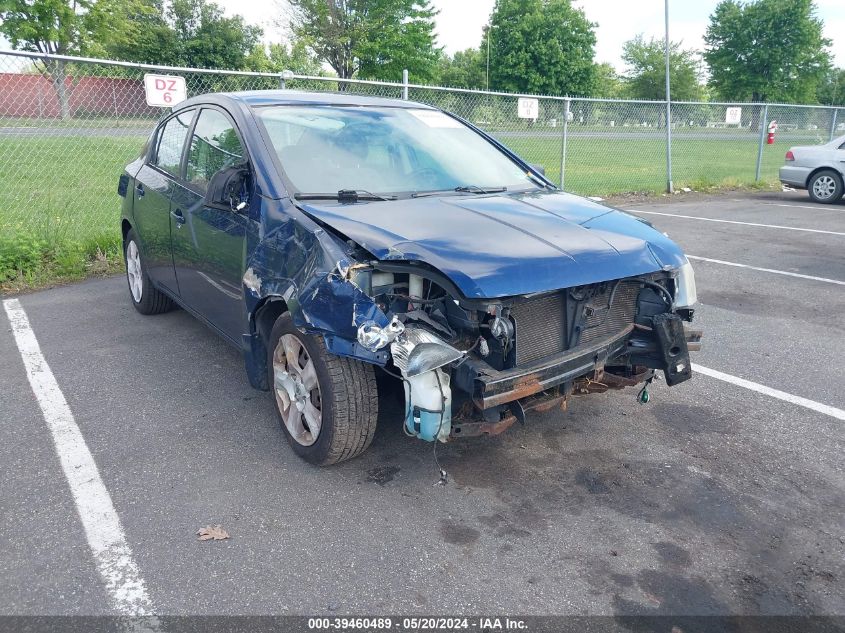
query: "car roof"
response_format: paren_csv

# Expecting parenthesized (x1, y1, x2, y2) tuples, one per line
(177, 90, 436, 111)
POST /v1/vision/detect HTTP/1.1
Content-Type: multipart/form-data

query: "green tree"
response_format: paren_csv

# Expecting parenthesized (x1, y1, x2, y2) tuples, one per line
(704, 0, 831, 103)
(245, 40, 325, 76)
(97, 0, 181, 66)
(816, 68, 845, 106)
(485, 0, 595, 95)
(0, 0, 152, 117)
(433, 48, 485, 89)
(621, 35, 702, 101)
(167, 0, 261, 69)
(592, 62, 623, 98)
(286, 0, 439, 82)
(96, 0, 262, 70)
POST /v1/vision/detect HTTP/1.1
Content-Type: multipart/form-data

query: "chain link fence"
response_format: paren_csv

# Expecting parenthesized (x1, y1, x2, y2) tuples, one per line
(1, 49, 843, 265)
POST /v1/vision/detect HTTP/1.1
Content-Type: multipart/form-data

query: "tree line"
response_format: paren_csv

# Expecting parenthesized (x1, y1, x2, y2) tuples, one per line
(1, 0, 842, 112)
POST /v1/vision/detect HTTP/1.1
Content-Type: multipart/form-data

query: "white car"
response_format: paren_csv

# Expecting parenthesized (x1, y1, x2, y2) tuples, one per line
(779, 134, 845, 203)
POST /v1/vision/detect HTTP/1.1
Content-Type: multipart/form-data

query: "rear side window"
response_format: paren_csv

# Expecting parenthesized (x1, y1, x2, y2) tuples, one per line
(186, 109, 245, 193)
(153, 110, 195, 176)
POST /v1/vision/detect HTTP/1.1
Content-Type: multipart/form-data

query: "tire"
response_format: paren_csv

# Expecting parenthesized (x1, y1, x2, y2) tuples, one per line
(807, 170, 844, 204)
(124, 229, 174, 315)
(267, 313, 378, 465)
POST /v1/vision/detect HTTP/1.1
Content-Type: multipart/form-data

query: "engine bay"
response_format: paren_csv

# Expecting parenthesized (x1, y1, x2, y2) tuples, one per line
(348, 263, 698, 443)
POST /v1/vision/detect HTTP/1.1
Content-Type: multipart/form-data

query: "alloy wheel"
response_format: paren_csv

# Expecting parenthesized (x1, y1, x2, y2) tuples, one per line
(812, 175, 837, 200)
(126, 240, 143, 302)
(273, 333, 323, 446)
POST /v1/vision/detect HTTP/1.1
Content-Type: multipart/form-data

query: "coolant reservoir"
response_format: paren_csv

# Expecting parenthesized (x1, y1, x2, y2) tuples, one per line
(404, 369, 452, 442)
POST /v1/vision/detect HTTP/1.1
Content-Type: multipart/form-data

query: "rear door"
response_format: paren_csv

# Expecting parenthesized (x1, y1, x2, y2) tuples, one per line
(132, 108, 196, 293)
(170, 106, 253, 342)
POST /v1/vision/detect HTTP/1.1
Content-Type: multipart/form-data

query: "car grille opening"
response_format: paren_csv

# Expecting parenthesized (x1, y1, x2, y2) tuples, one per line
(510, 280, 641, 366)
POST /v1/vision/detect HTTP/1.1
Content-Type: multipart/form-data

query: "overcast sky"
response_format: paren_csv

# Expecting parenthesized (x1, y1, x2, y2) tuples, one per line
(222, 0, 845, 71)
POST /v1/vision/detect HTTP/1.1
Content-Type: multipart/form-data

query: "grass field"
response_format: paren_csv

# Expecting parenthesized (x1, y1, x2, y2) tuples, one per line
(0, 130, 789, 292)
(504, 135, 789, 192)
(0, 135, 146, 290)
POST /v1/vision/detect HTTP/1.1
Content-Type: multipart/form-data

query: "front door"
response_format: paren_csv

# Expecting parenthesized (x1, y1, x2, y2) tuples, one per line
(170, 107, 253, 343)
(133, 109, 196, 293)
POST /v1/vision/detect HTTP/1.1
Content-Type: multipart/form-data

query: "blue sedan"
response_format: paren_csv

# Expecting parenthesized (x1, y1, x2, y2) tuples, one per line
(118, 91, 700, 465)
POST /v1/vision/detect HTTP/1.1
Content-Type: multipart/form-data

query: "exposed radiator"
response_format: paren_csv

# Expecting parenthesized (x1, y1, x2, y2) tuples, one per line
(510, 280, 641, 366)
(511, 292, 566, 365)
(578, 281, 641, 347)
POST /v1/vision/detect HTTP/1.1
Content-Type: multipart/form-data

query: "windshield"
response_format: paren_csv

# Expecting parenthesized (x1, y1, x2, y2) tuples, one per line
(257, 105, 542, 196)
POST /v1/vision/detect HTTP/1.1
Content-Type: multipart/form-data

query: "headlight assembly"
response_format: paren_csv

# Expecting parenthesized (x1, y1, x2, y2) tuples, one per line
(674, 259, 697, 308)
(391, 327, 463, 377)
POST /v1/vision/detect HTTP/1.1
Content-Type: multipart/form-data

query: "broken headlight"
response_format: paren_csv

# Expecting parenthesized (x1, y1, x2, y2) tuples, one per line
(391, 327, 464, 377)
(674, 259, 697, 308)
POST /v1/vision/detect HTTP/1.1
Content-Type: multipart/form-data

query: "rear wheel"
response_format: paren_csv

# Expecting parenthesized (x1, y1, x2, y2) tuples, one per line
(124, 229, 174, 315)
(268, 313, 378, 465)
(807, 170, 843, 204)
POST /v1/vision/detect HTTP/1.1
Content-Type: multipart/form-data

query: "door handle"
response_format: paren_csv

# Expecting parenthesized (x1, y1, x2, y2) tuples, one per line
(170, 208, 185, 225)
(135, 183, 145, 198)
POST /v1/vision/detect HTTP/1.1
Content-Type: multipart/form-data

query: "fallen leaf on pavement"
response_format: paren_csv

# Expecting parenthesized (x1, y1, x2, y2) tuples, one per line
(197, 525, 230, 541)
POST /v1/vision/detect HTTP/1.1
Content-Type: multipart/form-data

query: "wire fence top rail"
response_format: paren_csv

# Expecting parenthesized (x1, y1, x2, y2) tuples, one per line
(2, 49, 843, 110)
(0, 49, 283, 78)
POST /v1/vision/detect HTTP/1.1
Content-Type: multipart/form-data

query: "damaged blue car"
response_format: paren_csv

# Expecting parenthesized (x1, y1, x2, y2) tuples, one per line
(118, 91, 701, 465)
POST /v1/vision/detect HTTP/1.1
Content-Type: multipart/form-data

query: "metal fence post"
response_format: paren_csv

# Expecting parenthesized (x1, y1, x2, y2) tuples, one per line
(279, 70, 294, 89)
(111, 80, 118, 119)
(402, 69, 409, 100)
(559, 97, 570, 189)
(755, 103, 769, 182)
(665, 100, 673, 193)
(664, 0, 673, 194)
(831, 109, 839, 142)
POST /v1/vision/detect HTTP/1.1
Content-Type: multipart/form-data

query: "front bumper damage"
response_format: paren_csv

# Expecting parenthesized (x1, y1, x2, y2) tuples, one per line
(244, 219, 702, 444)
(446, 318, 701, 439)
(362, 276, 702, 443)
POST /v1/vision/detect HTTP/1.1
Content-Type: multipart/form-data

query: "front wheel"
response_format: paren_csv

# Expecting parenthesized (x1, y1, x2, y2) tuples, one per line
(807, 170, 843, 204)
(267, 313, 378, 465)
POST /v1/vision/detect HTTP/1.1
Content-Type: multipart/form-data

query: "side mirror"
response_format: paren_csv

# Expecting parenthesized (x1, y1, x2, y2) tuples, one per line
(528, 163, 546, 177)
(205, 164, 249, 212)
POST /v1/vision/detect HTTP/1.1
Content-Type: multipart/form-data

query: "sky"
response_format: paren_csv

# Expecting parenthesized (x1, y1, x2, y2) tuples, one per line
(221, 0, 845, 72)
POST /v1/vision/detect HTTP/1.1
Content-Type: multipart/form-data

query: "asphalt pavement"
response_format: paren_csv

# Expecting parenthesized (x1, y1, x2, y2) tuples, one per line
(1, 191, 843, 619)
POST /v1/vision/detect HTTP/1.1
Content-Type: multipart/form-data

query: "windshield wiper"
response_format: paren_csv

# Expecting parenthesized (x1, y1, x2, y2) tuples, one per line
(411, 185, 507, 198)
(294, 189, 397, 202)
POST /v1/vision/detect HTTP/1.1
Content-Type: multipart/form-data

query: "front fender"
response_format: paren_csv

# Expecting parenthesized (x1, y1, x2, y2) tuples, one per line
(243, 214, 390, 366)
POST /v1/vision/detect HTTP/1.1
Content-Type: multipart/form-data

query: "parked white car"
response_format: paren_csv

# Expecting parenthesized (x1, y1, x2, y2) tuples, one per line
(779, 134, 845, 203)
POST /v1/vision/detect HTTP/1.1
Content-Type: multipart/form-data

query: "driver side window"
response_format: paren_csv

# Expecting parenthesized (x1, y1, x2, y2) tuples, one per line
(186, 109, 245, 193)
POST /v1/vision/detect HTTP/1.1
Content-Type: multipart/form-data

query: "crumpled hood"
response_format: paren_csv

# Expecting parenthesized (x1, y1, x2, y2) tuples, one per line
(300, 191, 686, 298)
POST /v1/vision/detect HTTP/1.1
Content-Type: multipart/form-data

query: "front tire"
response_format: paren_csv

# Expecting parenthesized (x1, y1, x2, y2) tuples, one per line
(268, 313, 378, 465)
(124, 229, 174, 315)
(807, 170, 843, 204)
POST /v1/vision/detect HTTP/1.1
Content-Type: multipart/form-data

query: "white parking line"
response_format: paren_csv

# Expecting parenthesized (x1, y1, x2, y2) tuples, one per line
(627, 209, 845, 236)
(686, 255, 845, 286)
(693, 363, 845, 421)
(2, 298, 156, 617)
(766, 203, 843, 211)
